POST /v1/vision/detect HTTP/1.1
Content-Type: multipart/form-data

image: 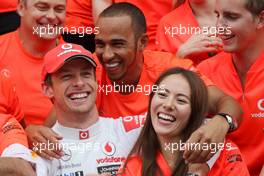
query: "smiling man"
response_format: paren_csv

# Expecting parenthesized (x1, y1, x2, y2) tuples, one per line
(0, 0, 66, 126)
(198, 0, 264, 175)
(40, 43, 143, 175)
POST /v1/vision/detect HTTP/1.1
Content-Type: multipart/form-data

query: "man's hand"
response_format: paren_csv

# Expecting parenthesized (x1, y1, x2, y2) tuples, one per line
(177, 33, 223, 59)
(25, 125, 63, 160)
(0, 157, 36, 176)
(183, 116, 229, 163)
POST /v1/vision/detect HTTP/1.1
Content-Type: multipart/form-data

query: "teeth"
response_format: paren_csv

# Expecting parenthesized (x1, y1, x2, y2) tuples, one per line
(158, 113, 175, 122)
(70, 93, 88, 99)
(105, 63, 119, 68)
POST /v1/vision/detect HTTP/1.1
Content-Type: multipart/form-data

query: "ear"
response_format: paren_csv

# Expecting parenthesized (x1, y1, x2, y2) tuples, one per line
(17, 1, 26, 17)
(257, 10, 264, 29)
(137, 33, 149, 51)
(42, 83, 54, 98)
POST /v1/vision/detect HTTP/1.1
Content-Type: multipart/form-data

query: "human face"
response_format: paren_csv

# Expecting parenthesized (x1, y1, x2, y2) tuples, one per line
(151, 74, 191, 139)
(95, 15, 141, 82)
(215, 0, 260, 53)
(44, 59, 97, 115)
(18, 0, 66, 40)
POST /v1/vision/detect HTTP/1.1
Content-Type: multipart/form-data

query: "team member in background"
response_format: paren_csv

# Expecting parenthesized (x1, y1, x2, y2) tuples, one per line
(0, 0, 20, 35)
(121, 67, 249, 176)
(156, 0, 223, 65)
(197, 0, 264, 175)
(0, 0, 66, 126)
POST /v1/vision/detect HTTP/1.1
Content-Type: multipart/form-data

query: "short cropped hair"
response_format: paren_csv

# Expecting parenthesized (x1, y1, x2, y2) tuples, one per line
(99, 2, 147, 39)
(245, 0, 264, 16)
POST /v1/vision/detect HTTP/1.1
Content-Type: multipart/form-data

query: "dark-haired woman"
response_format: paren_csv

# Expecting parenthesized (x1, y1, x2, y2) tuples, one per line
(121, 67, 249, 176)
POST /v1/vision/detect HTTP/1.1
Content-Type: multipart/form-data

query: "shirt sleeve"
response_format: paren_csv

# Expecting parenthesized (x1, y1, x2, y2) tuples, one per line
(208, 140, 250, 176)
(0, 71, 24, 122)
(116, 114, 146, 148)
(0, 117, 28, 155)
(1, 143, 49, 176)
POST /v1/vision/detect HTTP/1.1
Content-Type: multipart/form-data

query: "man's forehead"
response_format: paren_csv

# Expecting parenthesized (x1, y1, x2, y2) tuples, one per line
(96, 15, 132, 27)
(27, 0, 66, 5)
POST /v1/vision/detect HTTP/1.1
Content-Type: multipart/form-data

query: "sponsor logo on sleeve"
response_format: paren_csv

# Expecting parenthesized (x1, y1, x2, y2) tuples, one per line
(122, 114, 146, 132)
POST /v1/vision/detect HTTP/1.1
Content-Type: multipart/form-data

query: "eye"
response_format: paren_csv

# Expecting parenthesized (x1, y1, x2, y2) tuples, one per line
(112, 42, 124, 48)
(35, 4, 49, 11)
(54, 6, 65, 13)
(177, 99, 187, 104)
(157, 91, 168, 98)
(61, 74, 72, 80)
(224, 13, 239, 21)
(95, 41, 105, 48)
(82, 71, 93, 78)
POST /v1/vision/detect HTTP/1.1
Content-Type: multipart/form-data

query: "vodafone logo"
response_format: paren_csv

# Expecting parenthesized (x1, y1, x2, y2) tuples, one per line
(257, 99, 264, 111)
(79, 130, 89, 140)
(102, 142, 116, 156)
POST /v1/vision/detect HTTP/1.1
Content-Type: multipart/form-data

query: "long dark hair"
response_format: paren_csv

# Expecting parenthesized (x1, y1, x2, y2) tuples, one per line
(124, 67, 208, 176)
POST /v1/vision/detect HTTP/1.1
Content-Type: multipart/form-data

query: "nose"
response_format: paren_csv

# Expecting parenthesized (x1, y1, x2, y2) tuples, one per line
(73, 75, 85, 88)
(162, 96, 176, 111)
(217, 15, 227, 30)
(102, 45, 114, 62)
(46, 9, 56, 20)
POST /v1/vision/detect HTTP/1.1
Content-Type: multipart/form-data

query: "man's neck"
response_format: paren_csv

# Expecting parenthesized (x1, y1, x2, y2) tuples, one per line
(56, 107, 99, 129)
(112, 53, 144, 94)
(18, 27, 57, 58)
(232, 36, 264, 87)
(233, 37, 264, 76)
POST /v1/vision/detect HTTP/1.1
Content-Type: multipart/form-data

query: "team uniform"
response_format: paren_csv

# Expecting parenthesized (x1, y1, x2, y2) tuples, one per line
(197, 51, 264, 176)
(114, 0, 175, 50)
(122, 140, 249, 176)
(96, 50, 213, 118)
(0, 116, 28, 155)
(41, 116, 143, 175)
(0, 31, 53, 125)
(156, 0, 215, 65)
(0, 71, 24, 122)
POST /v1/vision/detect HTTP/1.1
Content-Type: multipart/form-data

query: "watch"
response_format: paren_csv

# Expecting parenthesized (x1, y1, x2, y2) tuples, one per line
(217, 113, 237, 132)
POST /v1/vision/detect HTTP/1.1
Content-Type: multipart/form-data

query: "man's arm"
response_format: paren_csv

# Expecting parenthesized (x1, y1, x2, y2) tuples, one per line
(0, 157, 36, 176)
(183, 85, 243, 163)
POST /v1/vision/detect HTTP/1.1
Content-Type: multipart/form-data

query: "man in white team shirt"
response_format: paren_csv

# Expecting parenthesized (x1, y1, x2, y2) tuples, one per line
(39, 43, 144, 175)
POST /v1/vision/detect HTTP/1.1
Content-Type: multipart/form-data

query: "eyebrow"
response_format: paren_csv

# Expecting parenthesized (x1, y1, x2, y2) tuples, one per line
(160, 88, 190, 100)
